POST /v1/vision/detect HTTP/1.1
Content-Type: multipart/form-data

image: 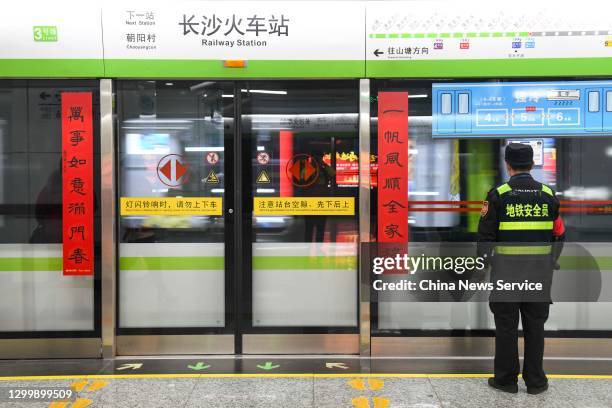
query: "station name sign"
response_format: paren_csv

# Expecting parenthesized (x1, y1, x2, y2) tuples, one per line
(102, 1, 364, 62)
(432, 80, 612, 138)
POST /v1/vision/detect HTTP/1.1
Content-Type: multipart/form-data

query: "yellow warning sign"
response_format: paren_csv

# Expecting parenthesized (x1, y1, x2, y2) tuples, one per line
(253, 197, 355, 216)
(120, 197, 222, 216)
(205, 169, 219, 184)
(256, 169, 271, 184)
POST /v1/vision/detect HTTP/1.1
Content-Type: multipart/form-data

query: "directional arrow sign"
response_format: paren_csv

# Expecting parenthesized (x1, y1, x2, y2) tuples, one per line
(373, 49, 384, 57)
(326, 362, 349, 370)
(187, 362, 211, 371)
(257, 362, 280, 370)
(157, 154, 190, 187)
(117, 363, 142, 371)
(287, 154, 318, 187)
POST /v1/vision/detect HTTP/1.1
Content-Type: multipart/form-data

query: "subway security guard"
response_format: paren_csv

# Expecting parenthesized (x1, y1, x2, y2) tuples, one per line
(478, 143, 565, 395)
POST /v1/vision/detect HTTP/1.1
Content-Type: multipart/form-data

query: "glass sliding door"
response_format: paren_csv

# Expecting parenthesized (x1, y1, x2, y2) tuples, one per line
(240, 81, 360, 354)
(115, 79, 361, 354)
(116, 80, 235, 354)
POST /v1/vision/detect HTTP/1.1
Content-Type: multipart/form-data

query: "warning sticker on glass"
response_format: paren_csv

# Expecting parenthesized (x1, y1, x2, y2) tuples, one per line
(120, 197, 222, 216)
(253, 197, 355, 216)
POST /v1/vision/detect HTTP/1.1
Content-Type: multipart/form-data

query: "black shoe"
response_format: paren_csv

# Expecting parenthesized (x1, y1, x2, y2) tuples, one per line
(488, 378, 518, 394)
(527, 382, 549, 395)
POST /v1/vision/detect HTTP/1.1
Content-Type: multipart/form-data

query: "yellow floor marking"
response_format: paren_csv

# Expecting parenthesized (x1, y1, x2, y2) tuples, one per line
(351, 396, 370, 408)
(48, 402, 69, 408)
(348, 379, 367, 390)
(373, 397, 390, 408)
(368, 378, 384, 390)
(71, 398, 93, 408)
(2, 373, 612, 381)
(70, 380, 89, 392)
(86, 380, 108, 392)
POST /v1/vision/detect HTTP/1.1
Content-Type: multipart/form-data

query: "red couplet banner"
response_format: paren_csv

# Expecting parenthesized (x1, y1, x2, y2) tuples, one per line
(377, 92, 409, 243)
(61, 92, 94, 276)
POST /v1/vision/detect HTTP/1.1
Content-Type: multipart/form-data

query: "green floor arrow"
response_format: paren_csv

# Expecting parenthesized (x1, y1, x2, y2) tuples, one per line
(257, 362, 280, 370)
(187, 362, 210, 370)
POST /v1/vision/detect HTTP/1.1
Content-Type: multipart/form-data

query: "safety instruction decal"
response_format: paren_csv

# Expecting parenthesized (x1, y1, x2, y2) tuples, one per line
(253, 197, 355, 216)
(121, 197, 222, 216)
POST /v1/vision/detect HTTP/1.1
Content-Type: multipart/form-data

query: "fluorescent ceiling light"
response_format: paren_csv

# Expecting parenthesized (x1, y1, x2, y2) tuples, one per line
(408, 191, 440, 196)
(189, 81, 217, 91)
(185, 146, 224, 152)
(124, 119, 192, 124)
(255, 216, 286, 223)
(241, 89, 287, 95)
(408, 94, 428, 98)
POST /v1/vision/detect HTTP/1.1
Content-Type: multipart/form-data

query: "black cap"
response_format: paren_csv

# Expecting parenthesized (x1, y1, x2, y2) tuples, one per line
(505, 143, 533, 168)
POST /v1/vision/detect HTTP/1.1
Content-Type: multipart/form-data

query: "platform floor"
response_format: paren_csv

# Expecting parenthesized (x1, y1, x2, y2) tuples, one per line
(0, 357, 611, 407)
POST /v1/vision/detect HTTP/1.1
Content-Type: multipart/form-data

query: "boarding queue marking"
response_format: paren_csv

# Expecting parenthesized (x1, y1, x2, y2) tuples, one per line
(349, 378, 389, 407)
(187, 362, 211, 371)
(116, 363, 142, 371)
(257, 362, 280, 371)
(326, 363, 349, 370)
(48, 380, 107, 408)
(3, 373, 612, 381)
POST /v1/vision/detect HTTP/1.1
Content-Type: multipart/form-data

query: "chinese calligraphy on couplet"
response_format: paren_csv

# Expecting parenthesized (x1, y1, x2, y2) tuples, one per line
(62, 92, 94, 276)
(377, 92, 408, 244)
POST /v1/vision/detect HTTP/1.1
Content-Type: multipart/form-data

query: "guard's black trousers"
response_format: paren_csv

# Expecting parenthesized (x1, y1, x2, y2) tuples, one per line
(489, 301, 550, 388)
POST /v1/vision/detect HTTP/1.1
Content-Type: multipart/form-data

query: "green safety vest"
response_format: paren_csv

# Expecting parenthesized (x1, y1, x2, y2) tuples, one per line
(494, 182, 556, 256)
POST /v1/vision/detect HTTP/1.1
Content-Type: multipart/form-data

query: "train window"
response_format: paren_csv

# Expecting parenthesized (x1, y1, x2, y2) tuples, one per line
(588, 90, 599, 112)
(441, 93, 452, 114)
(458, 93, 469, 114)
(606, 90, 612, 112)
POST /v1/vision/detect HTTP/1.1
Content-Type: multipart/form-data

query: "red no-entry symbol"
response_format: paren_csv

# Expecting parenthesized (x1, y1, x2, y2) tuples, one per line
(206, 152, 219, 165)
(157, 154, 190, 187)
(286, 154, 319, 187)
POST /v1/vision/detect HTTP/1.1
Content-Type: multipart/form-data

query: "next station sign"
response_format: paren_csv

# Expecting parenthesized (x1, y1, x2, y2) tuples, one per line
(432, 81, 612, 138)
